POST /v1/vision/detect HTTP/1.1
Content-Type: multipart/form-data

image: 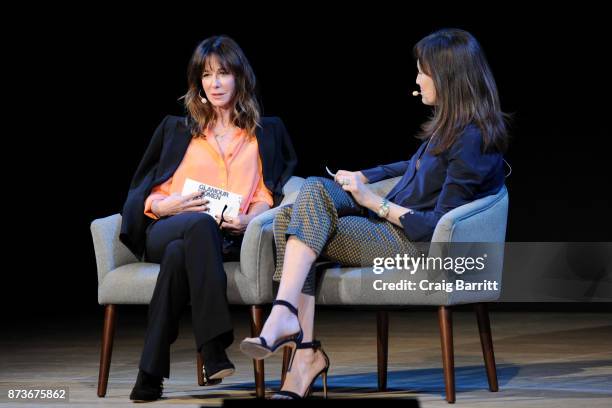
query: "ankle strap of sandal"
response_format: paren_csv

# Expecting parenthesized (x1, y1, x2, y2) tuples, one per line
(297, 340, 321, 349)
(272, 299, 298, 316)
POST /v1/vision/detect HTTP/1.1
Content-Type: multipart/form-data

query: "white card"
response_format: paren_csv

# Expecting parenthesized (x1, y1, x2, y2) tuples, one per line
(181, 178, 243, 219)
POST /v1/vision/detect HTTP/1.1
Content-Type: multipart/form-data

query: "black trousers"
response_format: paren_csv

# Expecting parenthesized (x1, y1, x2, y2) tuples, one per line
(139, 212, 234, 378)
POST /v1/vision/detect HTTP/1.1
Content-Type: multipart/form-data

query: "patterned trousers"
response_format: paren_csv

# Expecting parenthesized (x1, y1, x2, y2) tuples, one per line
(273, 176, 419, 295)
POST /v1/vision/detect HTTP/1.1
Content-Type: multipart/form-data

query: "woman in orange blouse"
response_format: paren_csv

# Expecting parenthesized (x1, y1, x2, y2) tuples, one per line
(121, 36, 297, 402)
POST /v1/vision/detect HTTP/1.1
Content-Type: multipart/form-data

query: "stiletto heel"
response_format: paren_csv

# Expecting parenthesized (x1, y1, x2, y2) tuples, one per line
(271, 340, 331, 399)
(240, 300, 303, 360)
(322, 369, 328, 398)
(286, 344, 298, 371)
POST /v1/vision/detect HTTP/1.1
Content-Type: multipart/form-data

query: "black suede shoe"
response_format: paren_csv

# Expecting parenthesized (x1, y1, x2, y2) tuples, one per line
(203, 356, 235, 384)
(129, 369, 164, 401)
(201, 341, 235, 385)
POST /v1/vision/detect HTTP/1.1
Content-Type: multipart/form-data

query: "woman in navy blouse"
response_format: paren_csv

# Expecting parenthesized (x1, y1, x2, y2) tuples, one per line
(240, 28, 510, 399)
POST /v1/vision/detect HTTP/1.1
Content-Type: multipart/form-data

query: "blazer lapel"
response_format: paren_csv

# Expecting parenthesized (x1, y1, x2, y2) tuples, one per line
(157, 118, 193, 182)
(255, 122, 275, 181)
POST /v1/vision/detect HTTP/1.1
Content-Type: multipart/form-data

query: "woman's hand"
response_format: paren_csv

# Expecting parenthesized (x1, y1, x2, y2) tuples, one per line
(217, 202, 269, 234)
(335, 170, 368, 184)
(335, 170, 379, 209)
(217, 213, 250, 234)
(151, 192, 209, 217)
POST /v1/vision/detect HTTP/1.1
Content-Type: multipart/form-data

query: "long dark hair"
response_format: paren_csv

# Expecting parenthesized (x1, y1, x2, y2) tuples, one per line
(414, 28, 509, 154)
(183, 35, 260, 137)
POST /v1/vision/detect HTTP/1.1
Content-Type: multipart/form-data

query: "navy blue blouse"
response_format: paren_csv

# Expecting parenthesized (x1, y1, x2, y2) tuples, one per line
(361, 124, 505, 242)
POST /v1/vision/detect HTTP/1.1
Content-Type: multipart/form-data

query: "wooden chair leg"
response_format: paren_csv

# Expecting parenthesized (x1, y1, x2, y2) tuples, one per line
(250, 305, 265, 398)
(197, 352, 205, 386)
(438, 306, 455, 403)
(376, 310, 389, 391)
(475, 303, 499, 392)
(97, 304, 117, 397)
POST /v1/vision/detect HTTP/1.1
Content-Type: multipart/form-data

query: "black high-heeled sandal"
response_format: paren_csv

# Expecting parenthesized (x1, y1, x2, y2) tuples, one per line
(271, 340, 330, 400)
(240, 300, 303, 368)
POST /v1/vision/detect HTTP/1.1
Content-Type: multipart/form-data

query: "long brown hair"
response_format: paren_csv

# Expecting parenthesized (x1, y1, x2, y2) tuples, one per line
(414, 28, 509, 154)
(183, 36, 260, 137)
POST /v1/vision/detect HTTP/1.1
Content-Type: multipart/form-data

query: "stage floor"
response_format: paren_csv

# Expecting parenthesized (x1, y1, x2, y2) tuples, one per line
(2, 308, 611, 407)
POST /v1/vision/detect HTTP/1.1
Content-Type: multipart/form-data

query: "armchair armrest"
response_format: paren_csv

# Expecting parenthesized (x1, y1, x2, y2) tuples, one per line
(239, 206, 282, 303)
(238, 176, 305, 303)
(90, 214, 139, 284)
(427, 186, 509, 296)
(280, 176, 305, 206)
(431, 185, 509, 244)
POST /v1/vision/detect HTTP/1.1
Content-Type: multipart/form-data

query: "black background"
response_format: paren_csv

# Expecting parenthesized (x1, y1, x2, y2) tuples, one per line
(6, 6, 611, 321)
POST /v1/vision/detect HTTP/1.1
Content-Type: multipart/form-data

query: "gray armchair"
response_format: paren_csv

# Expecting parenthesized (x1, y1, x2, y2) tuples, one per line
(90, 176, 305, 398)
(276, 176, 509, 403)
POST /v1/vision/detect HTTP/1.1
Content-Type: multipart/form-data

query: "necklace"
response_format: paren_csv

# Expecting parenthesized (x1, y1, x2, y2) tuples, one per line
(212, 122, 234, 140)
(212, 126, 235, 159)
(415, 136, 434, 171)
(215, 131, 230, 140)
(214, 128, 232, 139)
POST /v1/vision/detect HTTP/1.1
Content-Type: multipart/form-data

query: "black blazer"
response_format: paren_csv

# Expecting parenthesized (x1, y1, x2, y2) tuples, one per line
(119, 115, 297, 259)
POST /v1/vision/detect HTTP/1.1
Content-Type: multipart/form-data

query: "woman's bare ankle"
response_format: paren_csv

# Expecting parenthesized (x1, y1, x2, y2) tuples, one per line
(296, 348, 316, 363)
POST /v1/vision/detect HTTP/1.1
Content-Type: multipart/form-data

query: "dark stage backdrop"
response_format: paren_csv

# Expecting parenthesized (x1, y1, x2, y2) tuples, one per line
(6, 7, 610, 320)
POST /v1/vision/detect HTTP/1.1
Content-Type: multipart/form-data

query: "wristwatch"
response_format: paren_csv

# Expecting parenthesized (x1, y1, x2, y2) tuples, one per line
(377, 198, 390, 218)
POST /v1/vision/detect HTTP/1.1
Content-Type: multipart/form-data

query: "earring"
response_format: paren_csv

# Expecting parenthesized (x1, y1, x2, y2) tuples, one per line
(199, 91, 207, 104)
